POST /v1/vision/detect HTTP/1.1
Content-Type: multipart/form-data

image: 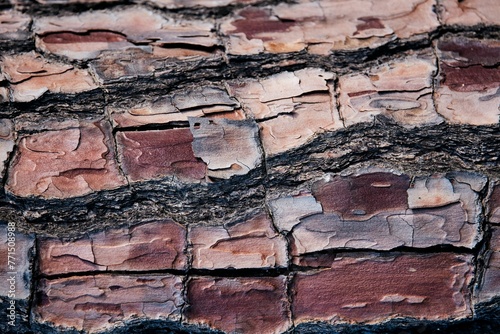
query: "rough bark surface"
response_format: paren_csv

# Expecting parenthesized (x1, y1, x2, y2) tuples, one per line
(0, 0, 499, 333)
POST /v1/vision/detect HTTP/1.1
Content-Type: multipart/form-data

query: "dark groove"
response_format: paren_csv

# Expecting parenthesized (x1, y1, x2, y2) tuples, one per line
(1, 4, 499, 334)
(152, 43, 225, 54)
(113, 121, 191, 133)
(5, 118, 499, 238)
(38, 245, 475, 281)
(26, 236, 39, 332)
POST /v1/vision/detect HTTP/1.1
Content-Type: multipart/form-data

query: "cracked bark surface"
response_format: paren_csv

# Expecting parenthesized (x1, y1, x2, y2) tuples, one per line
(39, 219, 187, 275)
(6, 121, 127, 198)
(292, 253, 473, 323)
(0, 0, 499, 333)
(35, 274, 184, 332)
(189, 212, 288, 270)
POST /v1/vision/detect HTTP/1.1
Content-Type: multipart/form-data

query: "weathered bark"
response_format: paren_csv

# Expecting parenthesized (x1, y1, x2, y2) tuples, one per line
(0, 0, 499, 333)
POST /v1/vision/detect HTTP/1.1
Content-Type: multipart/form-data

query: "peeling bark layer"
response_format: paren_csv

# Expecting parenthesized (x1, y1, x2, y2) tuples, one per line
(0, 0, 499, 334)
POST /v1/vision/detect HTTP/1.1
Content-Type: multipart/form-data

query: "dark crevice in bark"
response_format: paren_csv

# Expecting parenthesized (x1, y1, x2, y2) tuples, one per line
(468, 179, 494, 317)
(22, 0, 294, 18)
(294, 244, 476, 260)
(0, 28, 497, 123)
(332, 76, 345, 128)
(107, 119, 130, 187)
(23, 318, 224, 334)
(1, 3, 499, 334)
(39, 269, 186, 280)
(267, 121, 500, 195)
(0, 39, 34, 55)
(112, 121, 191, 133)
(1, 89, 106, 122)
(472, 227, 492, 316)
(285, 273, 295, 331)
(4, 117, 499, 238)
(27, 235, 39, 334)
(1, 141, 18, 194)
(23, 1, 135, 16)
(180, 229, 193, 325)
(38, 246, 477, 281)
(153, 43, 225, 54)
(292, 314, 500, 334)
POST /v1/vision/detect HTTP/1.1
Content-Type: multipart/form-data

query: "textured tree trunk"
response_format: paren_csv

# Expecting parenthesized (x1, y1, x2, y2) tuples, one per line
(1, 0, 500, 333)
